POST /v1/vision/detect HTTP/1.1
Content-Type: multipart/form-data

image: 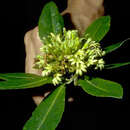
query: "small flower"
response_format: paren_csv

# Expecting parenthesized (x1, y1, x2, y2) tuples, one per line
(42, 64, 52, 77)
(52, 73, 62, 86)
(95, 59, 105, 70)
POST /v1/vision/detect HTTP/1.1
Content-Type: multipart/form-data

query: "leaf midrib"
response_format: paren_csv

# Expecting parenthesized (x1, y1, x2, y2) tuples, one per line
(37, 85, 64, 130)
(50, 5, 55, 35)
(85, 79, 109, 94)
(105, 38, 130, 54)
(105, 42, 123, 54)
(105, 62, 130, 69)
(0, 78, 51, 89)
(89, 21, 102, 41)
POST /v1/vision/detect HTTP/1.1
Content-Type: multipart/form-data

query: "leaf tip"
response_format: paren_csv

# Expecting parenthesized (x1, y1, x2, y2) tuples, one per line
(115, 86, 123, 99)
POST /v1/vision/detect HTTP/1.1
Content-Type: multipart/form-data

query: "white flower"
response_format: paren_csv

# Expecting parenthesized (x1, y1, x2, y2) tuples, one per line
(35, 28, 105, 85)
(95, 59, 105, 70)
(52, 73, 62, 86)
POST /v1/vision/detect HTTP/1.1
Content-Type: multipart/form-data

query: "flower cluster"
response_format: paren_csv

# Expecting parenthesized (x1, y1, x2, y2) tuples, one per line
(35, 28, 105, 85)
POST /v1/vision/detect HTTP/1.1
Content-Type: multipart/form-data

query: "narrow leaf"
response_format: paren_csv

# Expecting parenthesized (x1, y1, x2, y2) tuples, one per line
(0, 73, 52, 90)
(105, 62, 130, 69)
(38, 1, 64, 40)
(104, 38, 130, 54)
(84, 16, 110, 42)
(23, 84, 66, 130)
(78, 76, 123, 99)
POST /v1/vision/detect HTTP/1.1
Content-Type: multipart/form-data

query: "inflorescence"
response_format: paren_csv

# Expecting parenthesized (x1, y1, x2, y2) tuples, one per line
(35, 28, 105, 85)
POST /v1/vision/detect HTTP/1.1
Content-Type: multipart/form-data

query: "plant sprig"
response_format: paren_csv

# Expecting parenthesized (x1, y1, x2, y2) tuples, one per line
(0, 1, 129, 130)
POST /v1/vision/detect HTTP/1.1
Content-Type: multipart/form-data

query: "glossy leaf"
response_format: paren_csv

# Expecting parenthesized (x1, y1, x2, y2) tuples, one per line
(84, 16, 110, 42)
(38, 1, 64, 40)
(0, 73, 52, 90)
(104, 38, 130, 54)
(78, 76, 123, 99)
(105, 62, 130, 69)
(23, 84, 66, 130)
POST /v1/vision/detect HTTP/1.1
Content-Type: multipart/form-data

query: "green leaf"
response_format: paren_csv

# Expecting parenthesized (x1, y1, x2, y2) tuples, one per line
(105, 62, 130, 69)
(84, 16, 110, 42)
(23, 84, 66, 130)
(0, 73, 52, 90)
(104, 38, 130, 54)
(38, 1, 64, 40)
(78, 76, 123, 99)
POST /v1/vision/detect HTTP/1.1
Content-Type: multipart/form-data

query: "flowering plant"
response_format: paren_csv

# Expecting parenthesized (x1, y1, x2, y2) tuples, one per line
(0, 2, 129, 130)
(35, 28, 105, 86)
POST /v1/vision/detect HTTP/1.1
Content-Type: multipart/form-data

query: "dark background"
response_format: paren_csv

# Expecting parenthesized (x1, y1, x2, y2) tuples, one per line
(0, 0, 129, 130)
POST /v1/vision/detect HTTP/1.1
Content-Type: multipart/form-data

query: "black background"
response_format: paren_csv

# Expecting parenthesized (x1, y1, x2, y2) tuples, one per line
(0, 0, 129, 130)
